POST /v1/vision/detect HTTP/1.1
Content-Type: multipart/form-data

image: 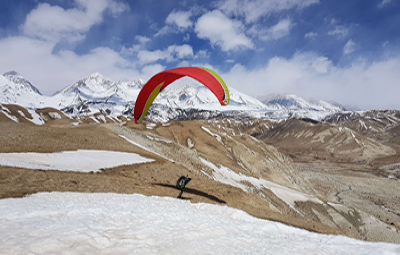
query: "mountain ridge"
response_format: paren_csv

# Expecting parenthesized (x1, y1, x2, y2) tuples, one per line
(1, 70, 351, 121)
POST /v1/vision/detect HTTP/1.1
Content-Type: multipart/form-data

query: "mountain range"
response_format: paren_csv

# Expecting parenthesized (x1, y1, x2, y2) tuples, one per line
(1, 71, 350, 122)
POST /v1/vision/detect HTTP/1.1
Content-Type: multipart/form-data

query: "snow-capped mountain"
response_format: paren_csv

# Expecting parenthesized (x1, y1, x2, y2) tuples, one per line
(138, 83, 277, 122)
(3, 71, 42, 95)
(1, 71, 350, 122)
(0, 71, 46, 108)
(54, 73, 143, 115)
(259, 93, 345, 112)
(154, 83, 270, 111)
(258, 93, 346, 119)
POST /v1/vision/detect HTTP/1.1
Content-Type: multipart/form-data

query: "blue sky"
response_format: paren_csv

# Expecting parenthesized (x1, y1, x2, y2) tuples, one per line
(0, 0, 399, 110)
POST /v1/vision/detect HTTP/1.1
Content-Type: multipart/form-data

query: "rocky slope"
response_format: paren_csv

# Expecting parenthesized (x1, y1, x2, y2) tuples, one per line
(0, 114, 399, 243)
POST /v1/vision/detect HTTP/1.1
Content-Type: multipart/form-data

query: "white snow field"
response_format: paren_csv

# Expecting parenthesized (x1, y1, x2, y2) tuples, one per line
(0, 150, 154, 172)
(0, 193, 399, 255)
(0, 149, 399, 254)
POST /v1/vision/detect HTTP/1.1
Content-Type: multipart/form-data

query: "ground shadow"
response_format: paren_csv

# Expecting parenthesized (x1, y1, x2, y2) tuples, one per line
(153, 183, 226, 204)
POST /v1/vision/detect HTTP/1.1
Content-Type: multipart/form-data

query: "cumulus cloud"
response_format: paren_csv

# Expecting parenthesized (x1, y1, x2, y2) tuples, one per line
(194, 50, 210, 59)
(327, 25, 349, 39)
(136, 35, 151, 44)
(248, 18, 293, 41)
(218, 0, 319, 24)
(222, 52, 400, 110)
(137, 44, 194, 64)
(120, 36, 151, 56)
(166, 10, 193, 29)
(343, 39, 355, 54)
(21, 0, 129, 44)
(195, 10, 254, 51)
(304, 32, 318, 40)
(155, 10, 193, 37)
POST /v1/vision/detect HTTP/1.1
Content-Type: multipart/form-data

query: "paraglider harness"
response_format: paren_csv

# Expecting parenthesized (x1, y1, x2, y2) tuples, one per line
(176, 175, 191, 198)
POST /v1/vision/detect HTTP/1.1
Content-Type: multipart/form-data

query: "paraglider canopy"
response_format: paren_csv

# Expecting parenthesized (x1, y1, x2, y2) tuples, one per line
(134, 67, 230, 123)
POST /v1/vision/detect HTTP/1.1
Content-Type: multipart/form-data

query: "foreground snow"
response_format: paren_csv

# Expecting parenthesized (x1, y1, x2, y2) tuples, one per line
(0, 193, 399, 255)
(0, 150, 154, 172)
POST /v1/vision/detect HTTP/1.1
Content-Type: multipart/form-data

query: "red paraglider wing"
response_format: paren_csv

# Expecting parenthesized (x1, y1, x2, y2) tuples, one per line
(134, 67, 229, 123)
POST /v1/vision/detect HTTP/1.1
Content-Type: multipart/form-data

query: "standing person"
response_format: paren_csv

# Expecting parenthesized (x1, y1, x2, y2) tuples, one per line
(176, 175, 191, 198)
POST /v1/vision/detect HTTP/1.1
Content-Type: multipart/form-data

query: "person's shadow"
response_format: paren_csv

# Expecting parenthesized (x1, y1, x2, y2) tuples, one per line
(152, 183, 226, 204)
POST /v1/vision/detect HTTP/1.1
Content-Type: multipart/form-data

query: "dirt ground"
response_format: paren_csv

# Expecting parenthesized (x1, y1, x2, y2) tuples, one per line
(0, 118, 399, 244)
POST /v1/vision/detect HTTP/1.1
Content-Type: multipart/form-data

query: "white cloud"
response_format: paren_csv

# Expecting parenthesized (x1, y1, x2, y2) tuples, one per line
(194, 50, 210, 59)
(378, 0, 394, 8)
(218, 0, 319, 24)
(177, 60, 190, 67)
(137, 50, 168, 64)
(172, 44, 194, 59)
(343, 39, 355, 55)
(166, 10, 193, 29)
(1, 34, 400, 110)
(195, 10, 254, 51)
(248, 18, 293, 41)
(140, 64, 165, 78)
(136, 35, 151, 44)
(21, 0, 129, 43)
(222, 52, 400, 110)
(137, 44, 194, 64)
(327, 25, 349, 39)
(0, 36, 155, 95)
(120, 36, 151, 56)
(155, 10, 193, 37)
(304, 32, 318, 39)
(154, 26, 172, 37)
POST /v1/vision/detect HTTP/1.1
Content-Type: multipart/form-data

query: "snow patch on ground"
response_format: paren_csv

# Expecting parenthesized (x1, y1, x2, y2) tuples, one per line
(0, 192, 398, 255)
(201, 126, 224, 145)
(48, 112, 62, 120)
(119, 135, 175, 162)
(25, 109, 45, 125)
(200, 158, 322, 208)
(187, 138, 195, 149)
(146, 122, 157, 129)
(0, 105, 18, 122)
(146, 135, 174, 144)
(89, 116, 100, 123)
(0, 150, 154, 172)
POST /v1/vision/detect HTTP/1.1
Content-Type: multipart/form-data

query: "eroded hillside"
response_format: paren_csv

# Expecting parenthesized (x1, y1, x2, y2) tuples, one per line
(0, 106, 399, 243)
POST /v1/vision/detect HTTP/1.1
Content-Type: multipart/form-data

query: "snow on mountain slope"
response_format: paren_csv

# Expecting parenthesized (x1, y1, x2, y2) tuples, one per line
(155, 81, 270, 112)
(0, 72, 47, 108)
(58, 73, 143, 101)
(3, 71, 42, 95)
(258, 93, 346, 119)
(53, 73, 144, 115)
(322, 110, 400, 140)
(1, 71, 350, 122)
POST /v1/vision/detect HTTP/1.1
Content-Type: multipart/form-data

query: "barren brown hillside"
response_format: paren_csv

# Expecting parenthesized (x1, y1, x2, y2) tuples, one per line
(0, 106, 399, 244)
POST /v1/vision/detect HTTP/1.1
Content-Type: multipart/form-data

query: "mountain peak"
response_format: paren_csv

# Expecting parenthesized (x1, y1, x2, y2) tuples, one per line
(84, 72, 114, 86)
(257, 92, 347, 119)
(258, 93, 308, 109)
(3, 70, 20, 77)
(2, 70, 42, 95)
(87, 72, 104, 79)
